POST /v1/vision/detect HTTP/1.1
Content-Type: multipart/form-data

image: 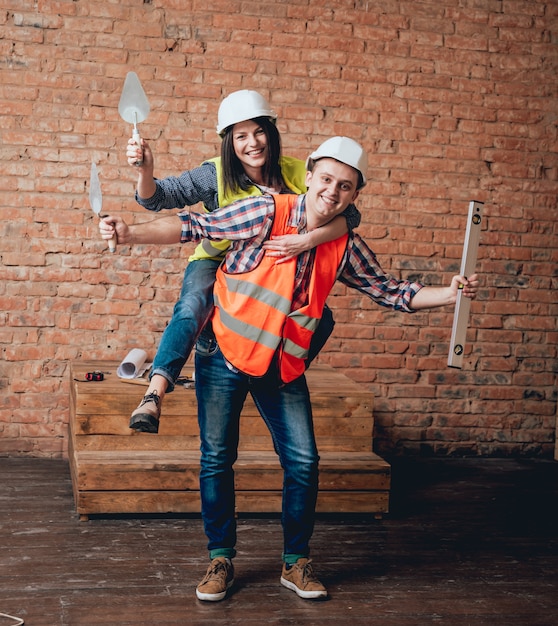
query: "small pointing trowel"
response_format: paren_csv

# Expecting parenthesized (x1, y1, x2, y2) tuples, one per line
(118, 72, 150, 166)
(89, 160, 116, 253)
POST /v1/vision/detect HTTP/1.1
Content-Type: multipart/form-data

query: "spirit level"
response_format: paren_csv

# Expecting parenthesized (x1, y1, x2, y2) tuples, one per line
(447, 200, 484, 368)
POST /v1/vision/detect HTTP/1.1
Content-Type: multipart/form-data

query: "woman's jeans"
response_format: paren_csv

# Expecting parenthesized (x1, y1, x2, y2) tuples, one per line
(151, 259, 221, 392)
(150, 259, 336, 393)
(195, 330, 320, 561)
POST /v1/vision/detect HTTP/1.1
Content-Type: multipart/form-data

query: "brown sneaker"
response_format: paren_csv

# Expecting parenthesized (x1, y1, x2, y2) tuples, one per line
(280, 558, 327, 599)
(196, 557, 234, 602)
(129, 391, 161, 433)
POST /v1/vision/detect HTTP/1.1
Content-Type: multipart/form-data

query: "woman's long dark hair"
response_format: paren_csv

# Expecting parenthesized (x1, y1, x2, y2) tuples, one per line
(220, 117, 283, 197)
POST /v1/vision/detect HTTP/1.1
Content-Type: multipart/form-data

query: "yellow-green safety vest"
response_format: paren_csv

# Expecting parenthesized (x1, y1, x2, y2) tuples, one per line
(188, 155, 307, 262)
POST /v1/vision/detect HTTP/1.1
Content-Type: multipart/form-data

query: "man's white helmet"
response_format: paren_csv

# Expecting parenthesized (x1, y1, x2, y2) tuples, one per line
(216, 90, 277, 136)
(307, 136, 368, 187)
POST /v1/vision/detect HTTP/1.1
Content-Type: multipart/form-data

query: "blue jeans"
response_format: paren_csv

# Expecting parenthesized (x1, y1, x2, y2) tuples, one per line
(194, 327, 319, 562)
(151, 258, 335, 393)
(151, 259, 221, 392)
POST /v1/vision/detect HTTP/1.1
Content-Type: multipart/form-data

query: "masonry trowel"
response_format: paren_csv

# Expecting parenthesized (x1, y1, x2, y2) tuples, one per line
(118, 72, 150, 166)
(89, 160, 116, 253)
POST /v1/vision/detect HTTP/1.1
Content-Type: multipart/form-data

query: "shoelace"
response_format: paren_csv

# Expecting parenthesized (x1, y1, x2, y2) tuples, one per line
(205, 560, 228, 582)
(140, 391, 160, 408)
(299, 560, 318, 584)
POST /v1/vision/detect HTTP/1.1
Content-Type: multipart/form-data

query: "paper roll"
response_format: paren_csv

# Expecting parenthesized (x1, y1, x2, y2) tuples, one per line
(117, 348, 149, 379)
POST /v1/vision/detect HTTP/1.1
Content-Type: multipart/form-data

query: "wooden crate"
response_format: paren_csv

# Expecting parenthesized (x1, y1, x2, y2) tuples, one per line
(69, 360, 390, 519)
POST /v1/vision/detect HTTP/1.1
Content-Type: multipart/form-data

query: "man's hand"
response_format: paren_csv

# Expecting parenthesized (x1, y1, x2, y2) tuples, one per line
(451, 273, 479, 301)
(410, 273, 479, 310)
(99, 216, 131, 246)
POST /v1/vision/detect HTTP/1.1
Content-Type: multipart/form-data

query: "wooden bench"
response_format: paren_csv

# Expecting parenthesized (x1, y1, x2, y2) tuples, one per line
(69, 360, 390, 520)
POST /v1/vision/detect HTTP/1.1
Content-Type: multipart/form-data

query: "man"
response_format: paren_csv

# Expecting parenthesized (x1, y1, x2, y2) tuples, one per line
(100, 137, 479, 602)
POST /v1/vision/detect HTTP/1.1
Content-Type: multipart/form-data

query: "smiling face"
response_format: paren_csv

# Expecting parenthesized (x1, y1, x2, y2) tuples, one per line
(231, 119, 269, 180)
(304, 158, 360, 229)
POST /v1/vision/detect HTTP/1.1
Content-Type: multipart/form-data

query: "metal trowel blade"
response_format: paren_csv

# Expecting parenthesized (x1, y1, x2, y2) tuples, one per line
(89, 161, 102, 216)
(118, 72, 150, 124)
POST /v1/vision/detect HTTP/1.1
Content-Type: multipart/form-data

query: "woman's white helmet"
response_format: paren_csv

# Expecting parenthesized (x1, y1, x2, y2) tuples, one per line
(216, 90, 277, 136)
(307, 136, 368, 187)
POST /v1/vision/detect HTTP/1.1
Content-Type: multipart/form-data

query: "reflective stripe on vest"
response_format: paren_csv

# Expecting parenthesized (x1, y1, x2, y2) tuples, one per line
(212, 194, 348, 382)
(220, 272, 293, 315)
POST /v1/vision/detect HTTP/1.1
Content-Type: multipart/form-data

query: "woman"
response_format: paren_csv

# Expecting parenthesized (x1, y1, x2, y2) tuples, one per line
(127, 90, 360, 433)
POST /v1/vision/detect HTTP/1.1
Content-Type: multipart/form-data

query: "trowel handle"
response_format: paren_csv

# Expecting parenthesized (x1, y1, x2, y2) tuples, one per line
(132, 128, 143, 166)
(99, 215, 117, 253)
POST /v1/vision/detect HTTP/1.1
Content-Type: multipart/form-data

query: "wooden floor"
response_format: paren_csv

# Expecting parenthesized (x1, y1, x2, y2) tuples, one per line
(1, 457, 557, 626)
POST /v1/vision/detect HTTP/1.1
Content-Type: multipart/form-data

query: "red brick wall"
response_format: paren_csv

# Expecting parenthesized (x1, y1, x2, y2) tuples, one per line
(1, 0, 556, 458)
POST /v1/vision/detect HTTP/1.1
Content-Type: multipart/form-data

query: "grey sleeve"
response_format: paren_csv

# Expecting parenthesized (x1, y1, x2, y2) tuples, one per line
(340, 203, 361, 231)
(135, 161, 220, 212)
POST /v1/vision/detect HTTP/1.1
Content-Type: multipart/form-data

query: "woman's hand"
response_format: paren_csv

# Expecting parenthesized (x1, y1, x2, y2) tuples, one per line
(262, 216, 350, 264)
(126, 137, 156, 199)
(126, 138, 154, 172)
(263, 233, 314, 263)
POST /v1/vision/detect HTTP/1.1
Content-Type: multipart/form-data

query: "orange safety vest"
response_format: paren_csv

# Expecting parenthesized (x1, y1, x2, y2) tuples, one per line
(212, 194, 348, 383)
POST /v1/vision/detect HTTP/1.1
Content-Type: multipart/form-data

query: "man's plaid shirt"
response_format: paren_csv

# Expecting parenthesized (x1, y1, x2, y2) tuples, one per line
(178, 193, 422, 313)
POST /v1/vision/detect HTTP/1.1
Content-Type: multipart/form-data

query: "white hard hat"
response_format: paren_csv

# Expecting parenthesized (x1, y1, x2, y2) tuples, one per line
(216, 90, 277, 136)
(307, 136, 368, 187)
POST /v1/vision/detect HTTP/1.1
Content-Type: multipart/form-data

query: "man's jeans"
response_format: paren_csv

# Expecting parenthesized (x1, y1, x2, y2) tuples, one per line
(150, 258, 335, 393)
(151, 259, 221, 392)
(194, 330, 320, 561)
